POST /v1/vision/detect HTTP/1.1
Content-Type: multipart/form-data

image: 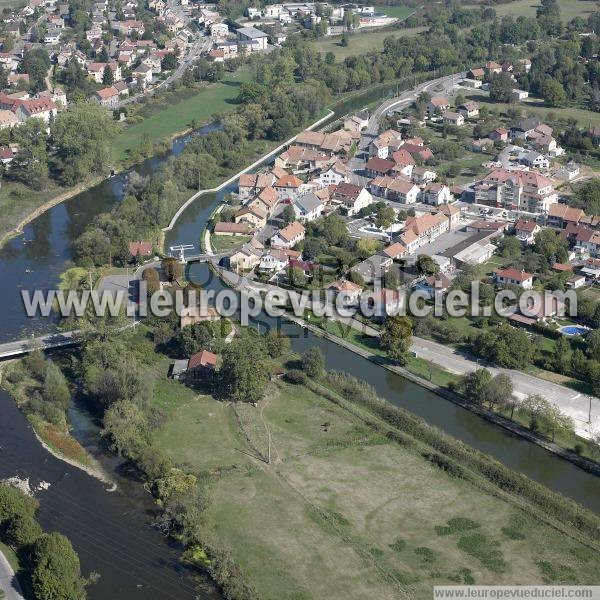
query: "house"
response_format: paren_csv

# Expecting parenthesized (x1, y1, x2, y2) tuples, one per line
(366, 287, 404, 318)
(250, 186, 278, 214)
(400, 211, 449, 251)
(331, 183, 373, 216)
(129, 240, 153, 259)
(443, 233, 497, 266)
(547, 203, 585, 229)
(318, 161, 349, 186)
(274, 174, 303, 200)
(369, 129, 402, 158)
(554, 161, 579, 182)
(16, 98, 57, 123)
(475, 169, 557, 214)
(439, 203, 461, 229)
(44, 29, 61, 44)
(293, 193, 324, 222)
(426, 97, 450, 116)
(510, 117, 541, 140)
(402, 143, 434, 162)
(271, 221, 306, 248)
(213, 222, 252, 236)
(93, 86, 119, 107)
(186, 350, 219, 378)
(234, 205, 267, 229)
(238, 173, 273, 200)
(467, 67, 485, 80)
(443, 111, 464, 126)
(258, 249, 289, 273)
(494, 267, 534, 289)
(236, 26, 268, 51)
(229, 244, 262, 270)
(458, 101, 479, 118)
(414, 273, 452, 299)
(411, 166, 437, 184)
(326, 279, 363, 304)
(365, 157, 395, 178)
(512, 89, 529, 101)
(490, 127, 508, 142)
(387, 178, 420, 204)
(87, 61, 121, 83)
(351, 254, 393, 284)
(519, 150, 549, 171)
(485, 61, 502, 74)
(343, 110, 369, 132)
(514, 219, 541, 245)
(421, 183, 451, 206)
(132, 63, 153, 87)
(578, 231, 600, 258)
(382, 241, 407, 260)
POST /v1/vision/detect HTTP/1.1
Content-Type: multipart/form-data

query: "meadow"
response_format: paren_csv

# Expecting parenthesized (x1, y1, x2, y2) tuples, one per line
(471, 0, 598, 21)
(151, 365, 600, 599)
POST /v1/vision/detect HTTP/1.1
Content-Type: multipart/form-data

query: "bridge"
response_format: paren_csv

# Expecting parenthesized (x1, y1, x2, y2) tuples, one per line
(0, 331, 79, 359)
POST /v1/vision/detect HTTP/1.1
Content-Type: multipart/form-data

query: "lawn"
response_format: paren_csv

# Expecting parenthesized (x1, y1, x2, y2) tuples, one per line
(375, 5, 414, 18)
(473, 94, 600, 128)
(0, 0, 25, 7)
(209, 233, 251, 254)
(0, 539, 19, 573)
(311, 26, 427, 60)
(152, 374, 600, 599)
(470, 0, 598, 21)
(112, 68, 252, 162)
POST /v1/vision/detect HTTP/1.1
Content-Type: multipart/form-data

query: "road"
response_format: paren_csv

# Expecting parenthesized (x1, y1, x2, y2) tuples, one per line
(219, 268, 599, 439)
(0, 550, 24, 600)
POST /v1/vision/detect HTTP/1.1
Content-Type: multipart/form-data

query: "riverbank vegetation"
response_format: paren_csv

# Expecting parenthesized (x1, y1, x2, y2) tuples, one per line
(1, 353, 94, 469)
(0, 483, 90, 599)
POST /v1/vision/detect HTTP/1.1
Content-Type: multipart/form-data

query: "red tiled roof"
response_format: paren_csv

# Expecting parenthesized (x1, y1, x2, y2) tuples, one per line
(188, 350, 218, 369)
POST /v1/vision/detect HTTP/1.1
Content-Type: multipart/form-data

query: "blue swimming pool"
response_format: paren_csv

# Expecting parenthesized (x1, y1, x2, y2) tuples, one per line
(560, 325, 589, 336)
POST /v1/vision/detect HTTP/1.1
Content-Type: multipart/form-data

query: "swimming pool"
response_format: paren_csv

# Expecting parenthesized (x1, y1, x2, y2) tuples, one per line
(560, 325, 589, 336)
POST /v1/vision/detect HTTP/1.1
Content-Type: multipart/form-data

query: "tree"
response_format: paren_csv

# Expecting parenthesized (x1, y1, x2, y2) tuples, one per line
(219, 337, 270, 403)
(540, 78, 566, 107)
(539, 403, 574, 441)
(416, 254, 439, 275)
(551, 336, 572, 375)
(534, 228, 569, 265)
(52, 102, 119, 185)
(301, 347, 325, 378)
(484, 372, 513, 410)
(380, 316, 412, 365)
(587, 329, 600, 361)
(161, 53, 178, 71)
(161, 257, 183, 282)
(281, 204, 295, 224)
(488, 72, 514, 103)
(42, 362, 70, 411)
(520, 394, 550, 431)
(265, 331, 290, 358)
(102, 64, 114, 85)
(498, 235, 521, 259)
(142, 267, 161, 294)
(31, 532, 87, 600)
(458, 368, 493, 403)
(374, 204, 395, 229)
(11, 119, 49, 189)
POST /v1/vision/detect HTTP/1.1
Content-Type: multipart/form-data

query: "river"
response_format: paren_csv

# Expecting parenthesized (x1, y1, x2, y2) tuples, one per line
(0, 86, 599, 599)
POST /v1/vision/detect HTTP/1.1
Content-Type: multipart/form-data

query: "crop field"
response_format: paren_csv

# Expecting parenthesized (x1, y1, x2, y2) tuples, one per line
(151, 373, 600, 599)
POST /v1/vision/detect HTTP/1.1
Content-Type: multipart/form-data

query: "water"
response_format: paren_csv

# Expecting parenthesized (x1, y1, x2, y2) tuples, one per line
(0, 94, 598, 599)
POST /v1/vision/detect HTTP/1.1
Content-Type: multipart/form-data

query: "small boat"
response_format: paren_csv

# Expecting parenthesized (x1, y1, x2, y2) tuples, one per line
(25, 269, 33, 273)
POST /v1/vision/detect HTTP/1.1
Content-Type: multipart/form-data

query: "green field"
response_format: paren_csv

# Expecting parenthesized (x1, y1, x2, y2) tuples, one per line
(375, 5, 414, 18)
(151, 367, 600, 599)
(209, 233, 251, 254)
(470, 93, 600, 128)
(113, 69, 252, 162)
(471, 0, 598, 21)
(0, 0, 26, 8)
(312, 26, 427, 59)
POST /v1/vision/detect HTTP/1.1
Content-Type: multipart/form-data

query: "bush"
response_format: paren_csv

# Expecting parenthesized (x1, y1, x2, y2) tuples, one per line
(284, 369, 307, 385)
(5, 513, 43, 547)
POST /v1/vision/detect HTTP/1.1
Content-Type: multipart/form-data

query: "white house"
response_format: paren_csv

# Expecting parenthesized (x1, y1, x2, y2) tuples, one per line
(494, 268, 534, 289)
(318, 162, 349, 186)
(293, 193, 324, 222)
(270, 221, 306, 249)
(421, 183, 451, 206)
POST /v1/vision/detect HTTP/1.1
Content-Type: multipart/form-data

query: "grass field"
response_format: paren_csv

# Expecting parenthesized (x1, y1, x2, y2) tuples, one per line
(375, 5, 414, 18)
(209, 233, 251, 254)
(0, 0, 25, 7)
(471, 0, 599, 21)
(151, 369, 600, 599)
(0, 539, 20, 572)
(113, 69, 252, 162)
(311, 26, 427, 60)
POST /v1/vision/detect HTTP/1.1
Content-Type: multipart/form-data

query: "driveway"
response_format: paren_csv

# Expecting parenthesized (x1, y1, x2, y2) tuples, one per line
(0, 550, 24, 600)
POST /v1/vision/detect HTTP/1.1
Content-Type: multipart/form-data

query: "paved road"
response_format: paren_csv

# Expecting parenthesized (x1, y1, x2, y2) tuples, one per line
(220, 269, 599, 439)
(0, 550, 24, 600)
